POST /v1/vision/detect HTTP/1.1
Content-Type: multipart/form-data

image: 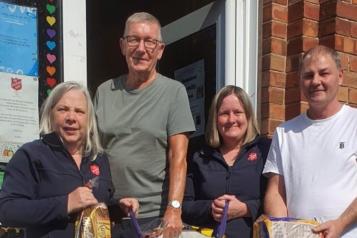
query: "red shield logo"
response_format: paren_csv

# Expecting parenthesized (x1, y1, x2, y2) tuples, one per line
(248, 152, 257, 161)
(11, 78, 22, 91)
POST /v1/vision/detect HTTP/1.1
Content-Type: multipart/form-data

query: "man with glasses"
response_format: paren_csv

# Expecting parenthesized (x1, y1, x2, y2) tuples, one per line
(94, 12, 195, 238)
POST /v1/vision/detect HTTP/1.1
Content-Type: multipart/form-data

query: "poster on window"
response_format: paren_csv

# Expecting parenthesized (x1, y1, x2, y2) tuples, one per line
(174, 59, 205, 138)
(0, 1, 38, 76)
(0, 72, 39, 163)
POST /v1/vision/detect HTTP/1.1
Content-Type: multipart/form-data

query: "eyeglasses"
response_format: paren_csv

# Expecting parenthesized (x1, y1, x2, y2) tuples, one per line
(122, 35, 162, 50)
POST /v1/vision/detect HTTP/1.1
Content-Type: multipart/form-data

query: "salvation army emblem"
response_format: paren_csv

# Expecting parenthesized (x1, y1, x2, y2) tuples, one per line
(248, 152, 257, 161)
(90, 163, 100, 176)
(11, 78, 22, 91)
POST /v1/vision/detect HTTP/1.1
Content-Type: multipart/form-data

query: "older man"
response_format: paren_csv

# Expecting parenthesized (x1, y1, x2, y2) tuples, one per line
(263, 45, 357, 238)
(94, 12, 195, 238)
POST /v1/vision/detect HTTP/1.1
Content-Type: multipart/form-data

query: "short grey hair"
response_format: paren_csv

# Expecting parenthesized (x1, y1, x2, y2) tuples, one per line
(123, 12, 163, 41)
(39, 81, 103, 159)
(205, 85, 260, 148)
(300, 45, 341, 77)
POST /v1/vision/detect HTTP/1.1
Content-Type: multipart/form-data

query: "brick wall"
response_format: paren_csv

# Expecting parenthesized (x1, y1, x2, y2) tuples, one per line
(261, 0, 357, 136)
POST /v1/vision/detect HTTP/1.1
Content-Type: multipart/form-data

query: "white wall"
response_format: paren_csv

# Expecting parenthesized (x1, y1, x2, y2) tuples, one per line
(62, 0, 87, 86)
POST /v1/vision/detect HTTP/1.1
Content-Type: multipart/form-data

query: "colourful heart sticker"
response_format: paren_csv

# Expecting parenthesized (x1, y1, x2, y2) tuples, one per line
(46, 16, 56, 26)
(46, 4, 56, 14)
(46, 77, 57, 88)
(46, 29, 56, 38)
(46, 66, 56, 76)
(46, 53, 56, 64)
(46, 89, 52, 96)
(46, 41, 56, 50)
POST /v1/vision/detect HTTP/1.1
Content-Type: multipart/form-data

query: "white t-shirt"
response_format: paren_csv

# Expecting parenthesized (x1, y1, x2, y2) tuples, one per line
(263, 105, 357, 238)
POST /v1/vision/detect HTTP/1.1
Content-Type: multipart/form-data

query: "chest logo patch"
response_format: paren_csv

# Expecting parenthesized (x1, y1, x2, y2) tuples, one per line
(90, 164, 100, 176)
(248, 152, 257, 161)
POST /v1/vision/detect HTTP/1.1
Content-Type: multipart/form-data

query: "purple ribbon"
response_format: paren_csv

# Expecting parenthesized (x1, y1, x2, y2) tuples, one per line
(214, 200, 229, 238)
(129, 210, 143, 238)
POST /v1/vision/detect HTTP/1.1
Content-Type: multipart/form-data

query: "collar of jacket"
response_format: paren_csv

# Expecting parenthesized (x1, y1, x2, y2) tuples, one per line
(41, 132, 93, 161)
(199, 135, 263, 159)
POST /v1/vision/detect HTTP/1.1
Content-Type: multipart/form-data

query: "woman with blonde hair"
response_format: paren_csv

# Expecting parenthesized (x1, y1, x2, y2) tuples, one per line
(182, 85, 271, 238)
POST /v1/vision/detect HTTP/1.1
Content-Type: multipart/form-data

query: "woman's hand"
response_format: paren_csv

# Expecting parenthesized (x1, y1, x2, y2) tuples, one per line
(67, 187, 98, 214)
(211, 194, 250, 221)
(119, 197, 140, 216)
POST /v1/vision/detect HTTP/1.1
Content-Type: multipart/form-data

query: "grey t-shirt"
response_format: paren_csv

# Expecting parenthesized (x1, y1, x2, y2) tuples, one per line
(94, 73, 195, 218)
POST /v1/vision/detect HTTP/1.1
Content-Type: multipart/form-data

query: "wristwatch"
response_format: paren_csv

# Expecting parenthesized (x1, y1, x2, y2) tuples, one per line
(168, 200, 181, 209)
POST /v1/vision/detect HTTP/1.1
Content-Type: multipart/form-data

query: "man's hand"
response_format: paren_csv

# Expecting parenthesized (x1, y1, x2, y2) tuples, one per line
(312, 219, 344, 238)
(162, 207, 183, 238)
(119, 197, 140, 216)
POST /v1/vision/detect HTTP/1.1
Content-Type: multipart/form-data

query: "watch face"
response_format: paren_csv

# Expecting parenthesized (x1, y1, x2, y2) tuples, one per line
(171, 200, 181, 208)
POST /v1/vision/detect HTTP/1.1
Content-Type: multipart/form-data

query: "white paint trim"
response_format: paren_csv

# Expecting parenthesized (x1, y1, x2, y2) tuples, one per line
(62, 0, 87, 86)
(228, 0, 259, 113)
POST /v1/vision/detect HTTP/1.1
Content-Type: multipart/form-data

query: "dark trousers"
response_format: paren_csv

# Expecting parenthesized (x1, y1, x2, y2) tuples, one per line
(111, 216, 162, 238)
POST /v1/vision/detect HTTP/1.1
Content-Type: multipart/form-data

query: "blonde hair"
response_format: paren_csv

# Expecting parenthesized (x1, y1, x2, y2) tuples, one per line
(205, 85, 260, 148)
(124, 12, 163, 41)
(39, 81, 103, 158)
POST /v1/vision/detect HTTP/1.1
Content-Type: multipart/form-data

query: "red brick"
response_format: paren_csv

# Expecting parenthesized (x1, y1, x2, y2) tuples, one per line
(349, 88, 357, 103)
(288, 20, 303, 38)
(300, 101, 309, 113)
(285, 102, 301, 120)
(353, 0, 357, 4)
(285, 87, 301, 103)
(338, 86, 349, 102)
(350, 55, 357, 72)
(268, 118, 284, 135)
(271, 37, 287, 55)
(268, 70, 287, 87)
(272, 3, 288, 22)
(341, 0, 352, 3)
(263, 4, 273, 22)
(261, 102, 270, 118)
(303, 37, 319, 51)
(273, 0, 288, 5)
(271, 54, 286, 71)
(261, 87, 270, 103)
(343, 71, 357, 88)
(305, 0, 320, 4)
(304, 2, 320, 21)
(272, 21, 287, 39)
(263, 39, 272, 55)
(303, 19, 319, 37)
(286, 54, 301, 72)
(319, 18, 336, 37)
(263, 22, 272, 39)
(270, 87, 285, 104)
(320, 35, 336, 49)
(288, 1, 303, 22)
(286, 71, 300, 88)
(337, 1, 357, 21)
(343, 37, 355, 54)
(287, 37, 303, 55)
(320, 1, 337, 21)
(336, 18, 351, 36)
(351, 22, 357, 38)
(261, 119, 269, 135)
(339, 53, 349, 70)
(262, 71, 270, 87)
(335, 34, 344, 51)
(270, 103, 285, 120)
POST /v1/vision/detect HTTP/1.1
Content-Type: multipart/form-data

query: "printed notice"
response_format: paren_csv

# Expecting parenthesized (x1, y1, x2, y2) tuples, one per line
(175, 60, 205, 138)
(0, 72, 39, 163)
(0, 2, 38, 76)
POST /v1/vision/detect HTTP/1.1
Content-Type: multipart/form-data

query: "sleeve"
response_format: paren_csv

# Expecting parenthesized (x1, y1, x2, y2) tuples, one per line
(245, 199, 262, 221)
(182, 155, 215, 227)
(262, 130, 283, 176)
(0, 148, 69, 227)
(167, 85, 196, 136)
